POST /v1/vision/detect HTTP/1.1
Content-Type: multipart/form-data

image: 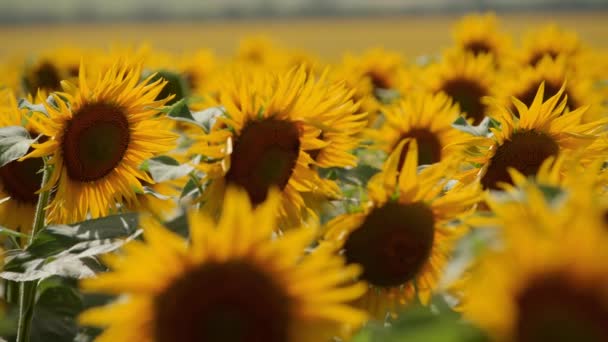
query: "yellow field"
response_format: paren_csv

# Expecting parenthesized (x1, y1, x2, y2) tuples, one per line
(0, 12, 607, 60)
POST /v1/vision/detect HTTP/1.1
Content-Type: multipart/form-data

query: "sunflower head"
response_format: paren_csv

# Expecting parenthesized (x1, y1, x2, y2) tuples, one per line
(423, 51, 495, 125)
(191, 66, 364, 227)
(323, 141, 481, 318)
(368, 91, 470, 168)
(21, 47, 87, 96)
(451, 12, 511, 60)
(23, 62, 178, 223)
(80, 187, 367, 341)
(460, 81, 607, 190)
(519, 24, 583, 67)
(460, 173, 608, 342)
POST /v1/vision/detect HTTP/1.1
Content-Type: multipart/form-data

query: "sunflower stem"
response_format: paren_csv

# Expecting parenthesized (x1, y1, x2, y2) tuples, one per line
(16, 162, 52, 342)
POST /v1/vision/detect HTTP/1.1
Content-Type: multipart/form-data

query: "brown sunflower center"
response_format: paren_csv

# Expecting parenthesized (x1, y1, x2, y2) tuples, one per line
(343, 201, 435, 287)
(365, 70, 391, 90)
(463, 41, 493, 56)
(514, 272, 608, 342)
(154, 261, 291, 342)
(481, 130, 559, 190)
(0, 155, 43, 204)
(515, 81, 577, 115)
(27, 61, 61, 93)
(226, 119, 300, 206)
(441, 78, 487, 125)
(396, 129, 442, 168)
(529, 50, 561, 67)
(62, 102, 130, 182)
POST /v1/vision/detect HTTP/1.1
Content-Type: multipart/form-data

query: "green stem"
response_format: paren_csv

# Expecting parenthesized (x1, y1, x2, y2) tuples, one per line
(16, 163, 52, 342)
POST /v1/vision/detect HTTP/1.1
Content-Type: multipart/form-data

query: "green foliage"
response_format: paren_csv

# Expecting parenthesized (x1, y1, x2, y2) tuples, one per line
(0, 126, 35, 167)
(140, 155, 194, 183)
(352, 298, 489, 342)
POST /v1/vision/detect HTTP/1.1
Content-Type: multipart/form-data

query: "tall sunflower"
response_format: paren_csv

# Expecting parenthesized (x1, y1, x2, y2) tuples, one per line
(518, 24, 583, 67)
(458, 82, 608, 190)
(322, 140, 481, 318)
(0, 89, 44, 234)
(494, 55, 604, 123)
(368, 91, 470, 168)
(21, 47, 89, 96)
(79, 187, 368, 342)
(23, 62, 178, 224)
(423, 51, 495, 125)
(451, 12, 511, 61)
(460, 179, 608, 342)
(191, 66, 364, 227)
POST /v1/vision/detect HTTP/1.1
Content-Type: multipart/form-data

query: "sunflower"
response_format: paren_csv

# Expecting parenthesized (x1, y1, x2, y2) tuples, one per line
(21, 47, 89, 96)
(322, 140, 480, 318)
(79, 187, 368, 342)
(458, 82, 608, 190)
(23, 62, 178, 224)
(451, 12, 511, 61)
(0, 89, 44, 234)
(124, 178, 183, 221)
(494, 55, 604, 123)
(460, 178, 608, 342)
(423, 51, 495, 125)
(190, 66, 364, 227)
(367, 91, 470, 168)
(518, 24, 583, 67)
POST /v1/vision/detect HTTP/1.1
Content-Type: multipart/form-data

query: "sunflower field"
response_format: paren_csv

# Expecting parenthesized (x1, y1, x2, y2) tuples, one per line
(0, 11, 608, 342)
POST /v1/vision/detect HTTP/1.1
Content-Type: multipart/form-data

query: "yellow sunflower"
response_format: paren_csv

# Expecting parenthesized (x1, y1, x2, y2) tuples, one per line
(79, 187, 368, 342)
(423, 51, 495, 125)
(518, 24, 583, 67)
(460, 179, 608, 342)
(322, 140, 481, 318)
(23, 62, 178, 224)
(367, 91, 470, 168)
(495, 55, 604, 123)
(190, 66, 364, 227)
(458, 82, 608, 190)
(0, 89, 44, 234)
(21, 47, 89, 96)
(124, 178, 183, 221)
(451, 12, 511, 61)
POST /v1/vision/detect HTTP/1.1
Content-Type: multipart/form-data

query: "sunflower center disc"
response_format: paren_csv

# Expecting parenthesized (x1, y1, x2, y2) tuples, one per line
(529, 50, 560, 67)
(441, 78, 487, 125)
(344, 201, 435, 287)
(154, 261, 291, 342)
(226, 119, 300, 205)
(0, 156, 43, 204)
(397, 129, 442, 167)
(62, 102, 130, 182)
(481, 130, 558, 190)
(364, 70, 391, 90)
(464, 41, 493, 56)
(514, 272, 608, 342)
(29, 61, 61, 93)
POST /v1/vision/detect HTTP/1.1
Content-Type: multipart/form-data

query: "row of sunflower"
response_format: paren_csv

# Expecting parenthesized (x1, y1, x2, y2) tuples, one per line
(0, 12, 607, 342)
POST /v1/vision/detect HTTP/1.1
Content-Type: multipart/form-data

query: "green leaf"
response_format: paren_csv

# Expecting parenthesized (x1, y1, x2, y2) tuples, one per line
(0, 225, 29, 238)
(192, 106, 225, 132)
(351, 298, 489, 342)
(164, 213, 189, 238)
(1, 213, 141, 281)
(451, 116, 492, 137)
(148, 70, 190, 106)
(0, 125, 35, 167)
(18, 98, 47, 115)
(144, 155, 194, 183)
(165, 99, 207, 131)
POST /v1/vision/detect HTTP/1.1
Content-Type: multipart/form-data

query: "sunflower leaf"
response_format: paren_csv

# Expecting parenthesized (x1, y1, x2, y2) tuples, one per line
(191, 106, 225, 132)
(451, 116, 492, 137)
(0, 125, 35, 167)
(144, 155, 194, 183)
(0, 213, 140, 281)
(165, 98, 207, 131)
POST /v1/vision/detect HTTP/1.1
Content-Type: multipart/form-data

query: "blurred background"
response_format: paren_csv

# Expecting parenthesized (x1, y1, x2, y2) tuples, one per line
(0, 0, 606, 59)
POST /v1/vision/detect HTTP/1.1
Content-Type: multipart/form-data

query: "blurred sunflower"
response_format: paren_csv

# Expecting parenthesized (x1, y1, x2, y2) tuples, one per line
(21, 47, 88, 96)
(368, 91, 469, 169)
(518, 24, 583, 67)
(424, 51, 495, 125)
(191, 66, 363, 226)
(23, 62, 178, 223)
(322, 141, 480, 318)
(0, 89, 44, 234)
(460, 180, 608, 342)
(495, 55, 603, 123)
(451, 12, 511, 61)
(459, 82, 607, 190)
(80, 187, 367, 342)
(124, 178, 183, 221)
